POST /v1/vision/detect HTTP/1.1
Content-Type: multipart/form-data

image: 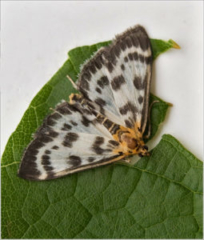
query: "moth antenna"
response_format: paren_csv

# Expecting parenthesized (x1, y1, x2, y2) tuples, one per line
(144, 100, 160, 139)
(66, 75, 79, 90)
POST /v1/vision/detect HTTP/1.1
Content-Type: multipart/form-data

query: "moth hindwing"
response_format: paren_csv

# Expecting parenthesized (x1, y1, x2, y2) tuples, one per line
(18, 24, 152, 180)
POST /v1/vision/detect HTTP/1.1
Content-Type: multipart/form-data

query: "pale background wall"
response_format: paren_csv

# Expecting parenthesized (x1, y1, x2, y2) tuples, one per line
(1, 1, 203, 160)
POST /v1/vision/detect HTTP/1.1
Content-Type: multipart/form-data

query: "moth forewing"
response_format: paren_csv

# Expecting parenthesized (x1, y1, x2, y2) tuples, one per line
(77, 25, 152, 134)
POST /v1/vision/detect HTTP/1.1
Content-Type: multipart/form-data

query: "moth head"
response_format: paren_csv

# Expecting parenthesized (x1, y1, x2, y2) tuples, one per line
(138, 145, 150, 157)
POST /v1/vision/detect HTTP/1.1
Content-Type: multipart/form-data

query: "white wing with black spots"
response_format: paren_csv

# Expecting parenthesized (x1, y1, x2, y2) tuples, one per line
(77, 25, 152, 133)
(18, 102, 124, 180)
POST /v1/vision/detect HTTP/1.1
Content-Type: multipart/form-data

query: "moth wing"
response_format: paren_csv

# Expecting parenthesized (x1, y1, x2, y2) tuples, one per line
(77, 25, 152, 134)
(18, 102, 124, 180)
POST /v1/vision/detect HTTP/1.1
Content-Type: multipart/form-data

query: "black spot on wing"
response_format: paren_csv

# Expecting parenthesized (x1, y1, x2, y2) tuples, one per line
(42, 111, 62, 128)
(63, 132, 79, 148)
(41, 155, 50, 163)
(145, 56, 152, 64)
(88, 157, 95, 162)
(51, 112, 61, 120)
(138, 96, 143, 104)
(95, 136, 104, 145)
(91, 145, 104, 155)
(101, 76, 109, 85)
(103, 119, 113, 129)
(125, 119, 133, 128)
(128, 53, 133, 61)
(67, 104, 78, 112)
(48, 130, 59, 138)
(68, 155, 82, 167)
(91, 136, 109, 155)
(89, 64, 97, 74)
(109, 140, 120, 147)
(106, 62, 114, 73)
(81, 116, 91, 127)
(42, 155, 53, 172)
(45, 150, 51, 154)
(94, 55, 103, 70)
(82, 72, 91, 82)
(121, 64, 125, 71)
(134, 75, 147, 90)
(38, 134, 53, 144)
(133, 52, 138, 60)
(56, 102, 72, 115)
(36, 128, 58, 141)
(61, 123, 72, 131)
(46, 116, 56, 127)
(70, 120, 78, 126)
(97, 76, 109, 89)
(111, 75, 125, 91)
(95, 87, 102, 94)
(139, 54, 145, 63)
(119, 102, 138, 120)
(124, 52, 148, 64)
(52, 145, 59, 150)
(80, 78, 89, 91)
(95, 98, 106, 106)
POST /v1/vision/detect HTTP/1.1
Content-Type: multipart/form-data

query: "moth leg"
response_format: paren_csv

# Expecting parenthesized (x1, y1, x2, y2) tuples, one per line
(144, 100, 160, 139)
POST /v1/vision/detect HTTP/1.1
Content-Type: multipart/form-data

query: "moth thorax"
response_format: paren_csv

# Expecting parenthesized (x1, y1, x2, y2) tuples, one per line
(120, 133, 138, 149)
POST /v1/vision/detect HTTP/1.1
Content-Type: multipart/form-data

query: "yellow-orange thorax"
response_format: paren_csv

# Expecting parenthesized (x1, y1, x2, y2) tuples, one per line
(113, 126, 149, 157)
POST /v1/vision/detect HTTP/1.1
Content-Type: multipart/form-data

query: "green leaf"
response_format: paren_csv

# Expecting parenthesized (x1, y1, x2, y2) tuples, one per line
(2, 38, 182, 239)
(151, 39, 181, 60)
(133, 134, 203, 239)
(2, 135, 202, 238)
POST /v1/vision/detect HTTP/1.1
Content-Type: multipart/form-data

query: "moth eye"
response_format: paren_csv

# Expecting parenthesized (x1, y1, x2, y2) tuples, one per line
(143, 145, 148, 151)
(139, 153, 143, 157)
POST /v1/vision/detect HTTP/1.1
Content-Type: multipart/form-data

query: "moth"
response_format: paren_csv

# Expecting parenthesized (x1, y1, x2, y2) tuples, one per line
(18, 25, 154, 180)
